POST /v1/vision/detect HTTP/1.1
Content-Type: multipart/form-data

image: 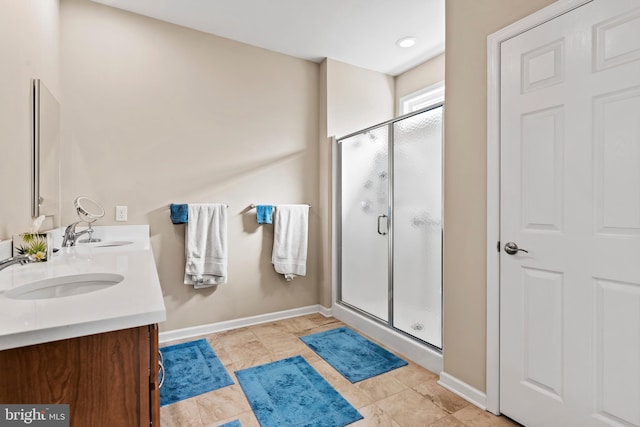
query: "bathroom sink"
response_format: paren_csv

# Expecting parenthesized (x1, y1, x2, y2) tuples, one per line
(5, 273, 124, 300)
(93, 241, 133, 247)
(78, 240, 133, 247)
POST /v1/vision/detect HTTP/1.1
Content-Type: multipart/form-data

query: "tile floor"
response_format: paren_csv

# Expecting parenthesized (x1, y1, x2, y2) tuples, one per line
(160, 314, 521, 427)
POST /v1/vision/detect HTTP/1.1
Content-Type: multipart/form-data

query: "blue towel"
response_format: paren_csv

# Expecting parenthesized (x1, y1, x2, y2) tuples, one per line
(170, 203, 188, 224)
(256, 205, 273, 224)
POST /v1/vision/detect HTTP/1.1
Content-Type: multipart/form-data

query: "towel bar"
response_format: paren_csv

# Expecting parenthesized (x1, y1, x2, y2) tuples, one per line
(249, 204, 311, 209)
(168, 204, 228, 207)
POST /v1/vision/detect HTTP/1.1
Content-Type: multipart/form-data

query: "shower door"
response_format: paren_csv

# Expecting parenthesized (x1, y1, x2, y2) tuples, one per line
(338, 106, 443, 349)
(339, 125, 390, 322)
(392, 107, 442, 348)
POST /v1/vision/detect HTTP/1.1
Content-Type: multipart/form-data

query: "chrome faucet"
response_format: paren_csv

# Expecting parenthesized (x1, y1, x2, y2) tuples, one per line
(62, 222, 94, 247)
(0, 254, 35, 271)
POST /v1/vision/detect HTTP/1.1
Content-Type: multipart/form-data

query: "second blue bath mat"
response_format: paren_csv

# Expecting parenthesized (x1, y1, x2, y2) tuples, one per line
(159, 338, 234, 406)
(300, 326, 408, 382)
(236, 355, 362, 427)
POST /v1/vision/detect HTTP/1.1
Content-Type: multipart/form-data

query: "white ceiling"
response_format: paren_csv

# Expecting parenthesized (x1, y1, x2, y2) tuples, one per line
(89, 0, 445, 76)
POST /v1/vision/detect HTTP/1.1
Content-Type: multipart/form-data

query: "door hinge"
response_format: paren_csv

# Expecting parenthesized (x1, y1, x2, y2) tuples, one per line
(497, 241, 501, 252)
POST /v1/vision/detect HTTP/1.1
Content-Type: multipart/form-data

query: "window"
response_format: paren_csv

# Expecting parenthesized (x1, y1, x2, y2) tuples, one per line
(398, 81, 444, 115)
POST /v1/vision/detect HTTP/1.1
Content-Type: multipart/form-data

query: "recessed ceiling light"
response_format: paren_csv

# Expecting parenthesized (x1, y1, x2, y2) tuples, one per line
(396, 37, 416, 48)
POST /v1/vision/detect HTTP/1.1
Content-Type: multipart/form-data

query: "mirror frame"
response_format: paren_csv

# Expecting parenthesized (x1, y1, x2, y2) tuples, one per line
(31, 79, 60, 221)
(32, 79, 41, 217)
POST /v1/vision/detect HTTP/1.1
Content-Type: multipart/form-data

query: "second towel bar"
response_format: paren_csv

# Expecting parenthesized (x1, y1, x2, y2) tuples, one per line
(249, 204, 311, 209)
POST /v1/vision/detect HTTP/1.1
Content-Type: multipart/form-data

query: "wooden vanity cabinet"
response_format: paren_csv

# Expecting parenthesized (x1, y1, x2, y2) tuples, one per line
(0, 324, 160, 426)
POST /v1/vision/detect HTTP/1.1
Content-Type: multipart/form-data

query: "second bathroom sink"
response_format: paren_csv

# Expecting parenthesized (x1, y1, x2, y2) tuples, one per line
(95, 241, 133, 247)
(77, 240, 133, 247)
(5, 273, 124, 300)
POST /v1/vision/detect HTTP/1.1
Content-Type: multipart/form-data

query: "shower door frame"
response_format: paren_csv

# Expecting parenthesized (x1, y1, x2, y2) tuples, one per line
(336, 103, 444, 351)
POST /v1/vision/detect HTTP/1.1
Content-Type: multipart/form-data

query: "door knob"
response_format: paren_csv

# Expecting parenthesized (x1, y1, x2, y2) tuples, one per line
(504, 242, 528, 255)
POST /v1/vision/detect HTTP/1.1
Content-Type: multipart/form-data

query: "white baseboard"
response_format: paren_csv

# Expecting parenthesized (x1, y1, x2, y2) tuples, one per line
(317, 305, 332, 317)
(438, 371, 487, 410)
(332, 303, 443, 374)
(159, 304, 332, 344)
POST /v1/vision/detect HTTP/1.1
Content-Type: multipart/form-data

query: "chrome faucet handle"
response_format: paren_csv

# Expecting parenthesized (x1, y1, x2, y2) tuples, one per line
(64, 221, 81, 234)
(62, 221, 82, 247)
(19, 254, 36, 264)
(62, 221, 95, 247)
(12, 254, 35, 264)
(0, 254, 36, 271)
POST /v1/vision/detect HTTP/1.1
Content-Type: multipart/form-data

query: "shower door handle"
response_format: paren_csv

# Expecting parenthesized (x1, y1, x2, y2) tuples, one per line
(377, 214, 388, 235)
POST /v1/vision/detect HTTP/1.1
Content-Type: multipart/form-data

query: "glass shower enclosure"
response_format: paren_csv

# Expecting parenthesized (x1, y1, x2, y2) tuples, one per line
(337, 105, 443, 349)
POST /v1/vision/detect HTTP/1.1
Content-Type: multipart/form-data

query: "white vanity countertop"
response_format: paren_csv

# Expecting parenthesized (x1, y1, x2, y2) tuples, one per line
(0, 225, 166, 351)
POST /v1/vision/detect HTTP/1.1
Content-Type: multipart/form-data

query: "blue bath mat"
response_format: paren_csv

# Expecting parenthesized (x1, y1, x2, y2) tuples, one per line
(300, 327, 407, 383)
(159, 338, 234, 406)
(235, 355, 363, 427)
(219, 420, 242, 427)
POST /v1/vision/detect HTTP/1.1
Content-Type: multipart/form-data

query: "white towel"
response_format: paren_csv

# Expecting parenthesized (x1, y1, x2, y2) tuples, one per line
(272, 204, 309, 281)
(184, 203, 227, 288)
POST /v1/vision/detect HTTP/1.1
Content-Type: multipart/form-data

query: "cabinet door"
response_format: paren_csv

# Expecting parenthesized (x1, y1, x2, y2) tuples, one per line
(148, 324, 160, 425)
(0, 325, 157, 426)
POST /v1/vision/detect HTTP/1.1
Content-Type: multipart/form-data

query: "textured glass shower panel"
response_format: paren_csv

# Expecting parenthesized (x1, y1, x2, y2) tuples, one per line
(340, 125, 389, 321)
(392, 107, 443, 348)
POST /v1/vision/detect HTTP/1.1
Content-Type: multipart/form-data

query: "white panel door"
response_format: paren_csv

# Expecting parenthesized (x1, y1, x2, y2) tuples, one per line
(500, 1, 640, 426)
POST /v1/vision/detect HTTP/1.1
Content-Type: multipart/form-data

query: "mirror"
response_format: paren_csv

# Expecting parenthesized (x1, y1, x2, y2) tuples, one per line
(74, 196, 105, 223)
(32, 79, 60, 222)
(73, 196, 105, 243)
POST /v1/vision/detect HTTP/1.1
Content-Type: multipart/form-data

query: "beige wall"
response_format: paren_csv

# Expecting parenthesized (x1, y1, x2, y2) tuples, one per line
(325, 59, 395, 139)
(60, 0, 320, 332)
(395, 52, 445, 114)
(317, 60, 332, 308)
(0, 0, 59, 239)
(443, 0, 556, 391)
